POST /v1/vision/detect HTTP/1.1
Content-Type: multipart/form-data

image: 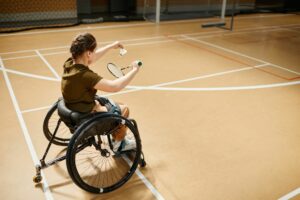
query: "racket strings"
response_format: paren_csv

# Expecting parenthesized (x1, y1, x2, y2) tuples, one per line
(107, 63, 125, 78)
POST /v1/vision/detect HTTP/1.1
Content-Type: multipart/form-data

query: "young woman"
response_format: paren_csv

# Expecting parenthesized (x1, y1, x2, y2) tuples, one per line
(61, 33, 140, 151)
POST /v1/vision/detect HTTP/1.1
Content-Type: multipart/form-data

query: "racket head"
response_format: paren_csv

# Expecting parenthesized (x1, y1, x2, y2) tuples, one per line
(107, 63, 124, 78)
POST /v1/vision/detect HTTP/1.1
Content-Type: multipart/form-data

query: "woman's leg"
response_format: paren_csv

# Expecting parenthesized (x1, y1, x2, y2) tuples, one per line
(92, 100, 108, 112)
(93, 99, 130, 143)
(113, 103, 129, 141)
(119, 103, 129, 118)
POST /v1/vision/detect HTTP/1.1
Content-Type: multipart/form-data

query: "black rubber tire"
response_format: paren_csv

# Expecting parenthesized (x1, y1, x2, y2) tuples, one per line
(66, 113, 142, 194)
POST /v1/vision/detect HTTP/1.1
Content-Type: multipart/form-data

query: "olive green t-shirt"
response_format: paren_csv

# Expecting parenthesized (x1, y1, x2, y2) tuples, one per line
(61, 58, 102, 113)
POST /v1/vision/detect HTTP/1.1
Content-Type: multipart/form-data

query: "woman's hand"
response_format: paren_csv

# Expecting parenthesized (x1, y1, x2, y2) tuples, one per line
(131, 60, 141, 72)
(111, 41, 124, 49)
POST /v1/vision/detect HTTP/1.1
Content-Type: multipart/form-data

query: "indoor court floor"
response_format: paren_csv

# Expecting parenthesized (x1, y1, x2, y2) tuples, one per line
(1, 13, 300, 200)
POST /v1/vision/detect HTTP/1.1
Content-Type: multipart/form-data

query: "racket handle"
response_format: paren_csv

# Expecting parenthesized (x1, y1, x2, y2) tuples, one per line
(135, 60, 142, 67)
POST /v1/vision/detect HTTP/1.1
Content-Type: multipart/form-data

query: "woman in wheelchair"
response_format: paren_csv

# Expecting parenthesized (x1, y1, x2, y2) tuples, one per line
(61, 33, 140, 152)
(34, 33, 145, 193)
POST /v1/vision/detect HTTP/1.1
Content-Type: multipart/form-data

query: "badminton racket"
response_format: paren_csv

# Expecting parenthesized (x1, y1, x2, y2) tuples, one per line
(107, 61, 142, 78)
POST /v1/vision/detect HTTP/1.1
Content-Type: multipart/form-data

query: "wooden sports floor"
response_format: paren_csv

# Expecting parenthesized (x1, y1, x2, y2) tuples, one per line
(1, 13, 300, 200)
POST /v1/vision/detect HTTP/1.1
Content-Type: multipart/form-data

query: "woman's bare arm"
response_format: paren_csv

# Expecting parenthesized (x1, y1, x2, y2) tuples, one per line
(94, 61, 139, 92)
(91, 41, 123, 64)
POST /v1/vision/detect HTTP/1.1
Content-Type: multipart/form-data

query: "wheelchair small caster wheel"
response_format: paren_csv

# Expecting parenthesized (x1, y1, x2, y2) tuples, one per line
(139, 159, 146, 168)
(33, 175, 42, 183)
(139, 152, 146, 167)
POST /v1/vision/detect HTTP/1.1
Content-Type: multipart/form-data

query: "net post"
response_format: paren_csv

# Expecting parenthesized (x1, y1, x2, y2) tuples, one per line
(156, 0, 161, 24)
(201, 0, 236, 31)
(221, 0, 227, 20)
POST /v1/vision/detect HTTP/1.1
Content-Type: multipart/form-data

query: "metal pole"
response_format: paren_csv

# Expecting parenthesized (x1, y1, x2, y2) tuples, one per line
(221, 0, 227, 20)
(230, 0, 237, 31)
(156, 0, 161, 24)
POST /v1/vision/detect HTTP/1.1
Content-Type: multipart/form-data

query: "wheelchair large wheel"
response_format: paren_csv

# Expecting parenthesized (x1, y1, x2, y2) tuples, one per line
(43, 101, 72, 146)
(66, 113, 142, 193)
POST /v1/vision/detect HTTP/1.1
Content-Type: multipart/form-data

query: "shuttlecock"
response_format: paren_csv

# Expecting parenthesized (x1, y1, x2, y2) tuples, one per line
(120, 48, 127, 56)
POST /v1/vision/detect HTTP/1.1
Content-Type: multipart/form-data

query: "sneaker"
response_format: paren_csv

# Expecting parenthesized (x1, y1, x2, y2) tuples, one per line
(113, 138, 136, 152)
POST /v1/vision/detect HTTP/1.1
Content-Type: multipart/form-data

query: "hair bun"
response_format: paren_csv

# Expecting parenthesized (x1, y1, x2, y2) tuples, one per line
(70, 33, 97, 59)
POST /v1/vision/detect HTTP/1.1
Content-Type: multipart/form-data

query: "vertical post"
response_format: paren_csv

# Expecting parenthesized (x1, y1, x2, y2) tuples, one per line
(156, 0, 161, 24)
(230, 0, 236, 31)
(221, 0, 227, 20)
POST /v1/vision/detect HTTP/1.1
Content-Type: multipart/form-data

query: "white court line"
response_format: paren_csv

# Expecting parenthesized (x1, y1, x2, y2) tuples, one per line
(0, 22, 153, 37)
(0, 35, 165, 55)
(270, 63, 300, 76)
(122, 155, 165, 200)
(15, 62, 300, 113)
(0, 56, 53, 200)
(2, 29, 299, 93)
(193, 26, 291, 39)
(0, 35, 169, 56)
(181, 35, 300, 75)
(35, 50, 60, 80)
(2, 54, 38, 60)
(4, 23, 300, 61)
(0, 29, 224, 55)
(278, 188, 300, 200)
(0, 67, 60, 82)
(278, 27, 300, 34)
(0, 13, 294, 37)
(234, 13, 294, 19)
(2, 22, 300, 57)
(182, 34, 269, 64)
(193, 23, 300, 39)
(103, 64, 270, 97)
(127, 80, 300, 91)
(21, 64, 268, 113)
(2, 40, 175, 61)
(21, 62, 300, 113)
(22, 105, 52, 114)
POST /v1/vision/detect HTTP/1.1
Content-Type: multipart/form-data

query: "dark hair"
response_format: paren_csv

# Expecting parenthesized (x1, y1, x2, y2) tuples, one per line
(70, 33, 97, 59)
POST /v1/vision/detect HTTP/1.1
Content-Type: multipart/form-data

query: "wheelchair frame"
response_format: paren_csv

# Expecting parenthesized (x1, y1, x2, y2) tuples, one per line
(33, 100, 146, 194)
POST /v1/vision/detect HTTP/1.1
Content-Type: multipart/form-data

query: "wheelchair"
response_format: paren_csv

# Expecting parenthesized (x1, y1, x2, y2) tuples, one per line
(33, 96, 146, 194)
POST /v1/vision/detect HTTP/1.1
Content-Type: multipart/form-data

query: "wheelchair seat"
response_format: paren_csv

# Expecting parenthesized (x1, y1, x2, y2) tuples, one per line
(57, 99, 93, 132)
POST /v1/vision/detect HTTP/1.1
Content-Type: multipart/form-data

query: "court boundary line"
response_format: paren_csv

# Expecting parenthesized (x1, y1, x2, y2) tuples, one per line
(20, 61, 300, 113)
(127, 80, 300, 91)
(0, 56, 53, 200)
(35, 50, 60, 79)
(122, 155, 165, 200)
(2, 27, 299, 95)
(279, 27, 300, 34)
(0, 67, 60, 82)
(17, 57, 293, 113)
(278, 187, 300, 200)
(1, 22, 300, 56)
(163, 33, 300, 80)
(20, 63, 269, 113)
(22, 105, 52, 114)
(181, 35, 300, 79)
(2, 24, 300, 63)
(193, 26, 300, 40)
